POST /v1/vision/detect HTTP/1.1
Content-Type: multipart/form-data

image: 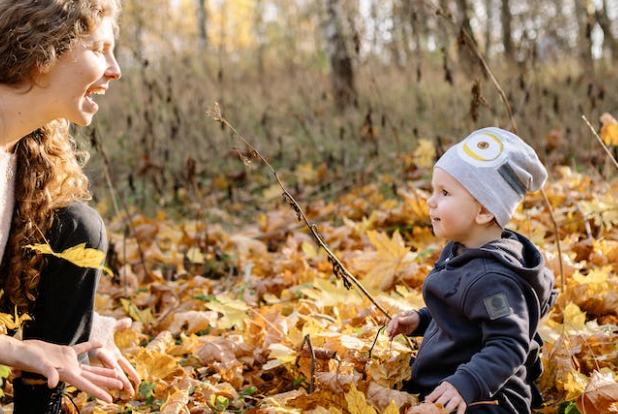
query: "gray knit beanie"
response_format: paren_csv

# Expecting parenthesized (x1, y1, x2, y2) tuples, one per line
(434, 127, 547, 228)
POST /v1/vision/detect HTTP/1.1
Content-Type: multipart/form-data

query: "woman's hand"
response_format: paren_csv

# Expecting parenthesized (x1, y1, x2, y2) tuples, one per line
(425, 381, 466, 414)
(89, 314, 141, 396)
(12, 338, 122, 403)
(386, 310, 420, 340)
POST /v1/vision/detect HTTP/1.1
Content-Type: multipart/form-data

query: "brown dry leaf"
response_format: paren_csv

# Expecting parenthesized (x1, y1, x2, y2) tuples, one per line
(146, 330, 175, 353)
(406, 402, 448, 414)
(577, 370, 618, 414)
(352, 230, 416, 291)
(168, 310, 218, 335)
(133, 348, 186, 382)
(205, 294, 249, 330)
(315, 371, 362, 394)
(160, 388, 190, 414)
(288, 389, 348, 412)
(366, 382, 417, 412)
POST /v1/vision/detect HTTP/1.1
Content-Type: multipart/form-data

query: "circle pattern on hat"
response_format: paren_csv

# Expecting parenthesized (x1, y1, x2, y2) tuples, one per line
(456, 131, 509, 167)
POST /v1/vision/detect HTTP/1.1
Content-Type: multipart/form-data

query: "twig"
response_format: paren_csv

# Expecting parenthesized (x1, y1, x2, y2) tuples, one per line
(541, 189, 564, 293)
(582, 115, 618, 171)
(299, 334, 316, 393)
(207, 103, 391, 320)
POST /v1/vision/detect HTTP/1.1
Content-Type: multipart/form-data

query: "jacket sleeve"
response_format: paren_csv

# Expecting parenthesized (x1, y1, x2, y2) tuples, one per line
(410, 307, 432, 336)
(443, 273, 530, 404)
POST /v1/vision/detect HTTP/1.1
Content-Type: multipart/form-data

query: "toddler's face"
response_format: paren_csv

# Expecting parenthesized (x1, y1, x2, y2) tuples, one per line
(426, 168, 483, 246)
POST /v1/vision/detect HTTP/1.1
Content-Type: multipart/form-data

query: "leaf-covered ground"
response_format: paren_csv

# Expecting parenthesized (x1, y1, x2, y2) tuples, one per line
(4, 156, 618, 414)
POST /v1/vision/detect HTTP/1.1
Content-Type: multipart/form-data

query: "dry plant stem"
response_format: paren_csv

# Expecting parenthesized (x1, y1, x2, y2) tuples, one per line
(425, 0, 516, 133)
(541, 189, 564, 293)
(208, 103, 391, 320)
(469, 400, 499, 407)
(299, 334, 316, 393)
(582, 115, 618, 171)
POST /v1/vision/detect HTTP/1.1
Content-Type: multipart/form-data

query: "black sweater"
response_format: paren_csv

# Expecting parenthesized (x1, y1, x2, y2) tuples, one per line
(409, 230, 556, 414)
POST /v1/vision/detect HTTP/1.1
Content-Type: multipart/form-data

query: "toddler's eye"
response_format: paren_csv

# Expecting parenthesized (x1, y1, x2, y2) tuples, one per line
(441, 189, 449, 196)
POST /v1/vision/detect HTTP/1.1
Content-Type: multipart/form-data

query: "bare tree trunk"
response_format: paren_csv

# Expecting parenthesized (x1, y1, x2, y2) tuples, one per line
(596, 0, 618, 59)
(411, 8, 424, 82)
(323, 0, 356, 111)
(501, 0, 514, 61)
(485, 0, 493, 56)
(254, 0, 265, 82)
(574, 0, 594, 77)
(454, 0, 481, 76)
(196, 0, 208, 50)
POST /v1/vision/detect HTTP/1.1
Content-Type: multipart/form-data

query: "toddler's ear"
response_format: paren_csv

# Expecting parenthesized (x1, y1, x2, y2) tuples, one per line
(475, 205, 496, 225)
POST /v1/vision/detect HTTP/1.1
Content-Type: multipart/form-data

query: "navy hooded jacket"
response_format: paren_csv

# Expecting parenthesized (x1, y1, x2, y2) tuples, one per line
(407, 230, 556, 414)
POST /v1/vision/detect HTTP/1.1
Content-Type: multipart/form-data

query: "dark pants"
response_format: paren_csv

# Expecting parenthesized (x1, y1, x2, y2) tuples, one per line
(13, 202, 106, 414)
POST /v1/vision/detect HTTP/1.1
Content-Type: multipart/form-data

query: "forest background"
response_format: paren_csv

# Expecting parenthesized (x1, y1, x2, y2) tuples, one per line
(10, 0, 618, 413)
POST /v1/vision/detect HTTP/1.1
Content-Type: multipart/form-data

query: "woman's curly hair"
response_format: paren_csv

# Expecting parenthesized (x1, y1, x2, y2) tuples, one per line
(0, 0, 120, 310)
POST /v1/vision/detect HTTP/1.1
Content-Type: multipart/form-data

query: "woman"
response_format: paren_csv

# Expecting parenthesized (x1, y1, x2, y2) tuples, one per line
(0, 0, 140, 412)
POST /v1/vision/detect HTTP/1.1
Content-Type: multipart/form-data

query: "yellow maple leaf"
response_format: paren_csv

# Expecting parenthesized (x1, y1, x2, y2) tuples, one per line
(133, 348, 185, 382)
(600, 113, 618, 146)
(296, 163, 319, 184)
(0, 290, 31, 334)
(302, 278, 362, 308)
(413, 139, 436, 168)
(186, 247, 205, 264)
(562, 302, 587, 333)
(263, 343, 297, 370)
(120, 298, 154, 324)
(345, 384, 377, 414)
(352, 230, 416, 291)
(205, 294, 249, 330)
(562, 370, 588, 401)
(382, 401, 400, 414)
(26, 243, 112, 276)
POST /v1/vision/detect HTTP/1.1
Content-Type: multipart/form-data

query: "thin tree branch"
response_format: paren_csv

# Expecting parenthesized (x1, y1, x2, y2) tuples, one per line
(582, 115, 618, 171)
(207, 103, 391, 320)
(541, 189, 564, 293)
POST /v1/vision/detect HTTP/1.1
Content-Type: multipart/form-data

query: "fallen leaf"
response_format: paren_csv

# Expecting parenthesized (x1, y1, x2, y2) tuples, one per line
(26, 242, 111, 276)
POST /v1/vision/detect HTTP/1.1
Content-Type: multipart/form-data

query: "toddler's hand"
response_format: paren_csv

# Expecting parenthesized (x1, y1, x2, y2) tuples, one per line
(425, 381, 466, 414)
(386, 310, 420, 340)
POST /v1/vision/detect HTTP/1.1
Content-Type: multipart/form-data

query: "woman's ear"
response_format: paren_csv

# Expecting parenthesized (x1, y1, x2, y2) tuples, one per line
(475, 205, 496, 225)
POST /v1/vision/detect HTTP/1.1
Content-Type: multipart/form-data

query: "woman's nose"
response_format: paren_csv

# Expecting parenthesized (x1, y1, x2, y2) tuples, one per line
(106, 53, 121, 80)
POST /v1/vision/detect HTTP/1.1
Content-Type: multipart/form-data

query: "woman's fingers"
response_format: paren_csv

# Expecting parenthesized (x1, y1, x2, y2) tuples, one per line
(118, 355, 141, 386)
(72, 341, 102, 355)
(41, 364, 60, 388)
(95, 350, 136, 396)
(115, 318, 133, 330)
(81, 364, 119, 378)
(81, 368, 123, 390)
(58, 369, 113, 403)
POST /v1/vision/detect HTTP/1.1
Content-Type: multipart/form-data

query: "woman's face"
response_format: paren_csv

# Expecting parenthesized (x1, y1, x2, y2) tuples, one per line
(38, 16, 121, 126)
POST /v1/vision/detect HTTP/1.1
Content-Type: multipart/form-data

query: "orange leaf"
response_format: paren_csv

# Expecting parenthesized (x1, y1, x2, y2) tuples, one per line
(600, 113, 618, 146)
(352, 230, 416, 291)
(577, 370, 618, 414)
(407, 402, 448, 414)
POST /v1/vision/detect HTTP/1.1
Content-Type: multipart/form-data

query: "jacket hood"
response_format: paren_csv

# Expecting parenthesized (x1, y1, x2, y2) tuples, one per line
(435, 230, 556, 315)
